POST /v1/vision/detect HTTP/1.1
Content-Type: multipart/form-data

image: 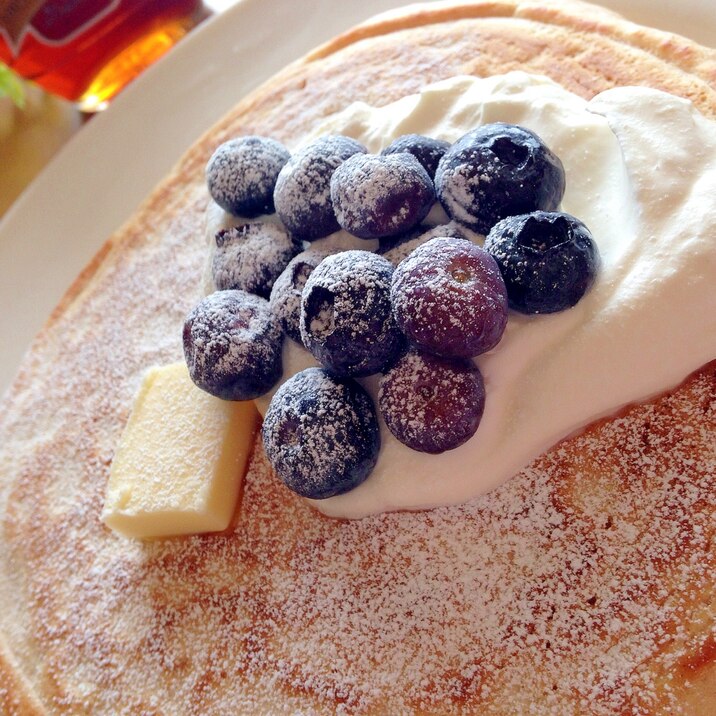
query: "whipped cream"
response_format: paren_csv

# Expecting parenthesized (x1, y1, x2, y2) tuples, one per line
(206, 72, 716, 519)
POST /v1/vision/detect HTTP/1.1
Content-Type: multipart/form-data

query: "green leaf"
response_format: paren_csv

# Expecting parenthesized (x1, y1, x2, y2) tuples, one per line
(0, 62, 25, 108)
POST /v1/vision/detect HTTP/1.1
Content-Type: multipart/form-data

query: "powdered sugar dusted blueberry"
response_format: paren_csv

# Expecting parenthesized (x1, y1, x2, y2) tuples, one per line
(262, 367, 380, 499)
(379, 349, 485, 454)
(381, 133, 451, 179)
(330, 153, 435, 239)
(391, 237, 508, 358)
(206, 136, 290, 217)
(485, 211, 600, 314)
(300, 250, 404, 377)
(379, 221, 470, 266)
(274, 135, 367, 241)
(211, 222, 301, 299)
(269, 248, 331, 343)
(183, 290, 283, 400)
(435, 123, 565, 234)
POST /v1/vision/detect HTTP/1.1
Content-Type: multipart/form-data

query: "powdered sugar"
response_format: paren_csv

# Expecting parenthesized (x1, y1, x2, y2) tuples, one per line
(380, 220, 474, 265)
(262, 367, 380, 499)
(206, 136, 290, 217)
(4, 362, 711, 713)
(330, 152, 435, 239)
(212, 222, 300, 298)
(183, 290, 283, 400)
(391, 237, 508, 358)
(434, 122, 565, 235)
(274, 135, 367, 241)
(269, 248, 332, 343)
(381, 133, 451, 179)
(300, 250, 404, 376)
(379, 349, 485, 453)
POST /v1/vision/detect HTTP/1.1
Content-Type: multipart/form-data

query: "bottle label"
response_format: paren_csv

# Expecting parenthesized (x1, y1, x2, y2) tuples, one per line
(0, 0, 119, 56)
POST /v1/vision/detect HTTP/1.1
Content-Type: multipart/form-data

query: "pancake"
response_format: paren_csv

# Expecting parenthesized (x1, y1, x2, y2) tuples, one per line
(1, 1, 715, 713)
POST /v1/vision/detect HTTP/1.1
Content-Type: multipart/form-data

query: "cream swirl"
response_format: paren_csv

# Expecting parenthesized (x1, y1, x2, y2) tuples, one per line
(206, 72, 716, 519)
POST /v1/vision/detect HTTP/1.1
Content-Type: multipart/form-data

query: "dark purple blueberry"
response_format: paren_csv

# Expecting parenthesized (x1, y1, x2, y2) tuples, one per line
(206, 136, 290, 217)
(381, 133, 451, 179)
(484, 211, 600, 314)
(330, 153, 435, 239)
(268, 248, 331, 343)
(212, 222, 302, 298)
(379, 221, 470, 266)
(300, 250, 404, 377)
(183, 290, 283, 400)
(435, 123, 565, 234)
(262, 367, 380, 499)
(273, 135, 367, 241)
(391, 237, 508, 358)
(379, 349, 485, 454)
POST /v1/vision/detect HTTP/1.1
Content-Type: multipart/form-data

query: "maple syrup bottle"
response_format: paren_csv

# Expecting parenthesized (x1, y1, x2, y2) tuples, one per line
(0, 0, 211, 112)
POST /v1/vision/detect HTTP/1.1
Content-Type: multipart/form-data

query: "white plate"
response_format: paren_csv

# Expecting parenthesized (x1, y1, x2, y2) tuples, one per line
(0, 0, 713, 395)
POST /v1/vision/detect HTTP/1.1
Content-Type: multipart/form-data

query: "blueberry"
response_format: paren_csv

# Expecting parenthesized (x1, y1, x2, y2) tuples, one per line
(212, 222, 302, 298)
(379, 349, 486, 454)
(379, 221, 470, 266)
(300, 250, 404, 377)
(268, 248, 331, 343)
(484, 211, 600, 314)
(206, 136, 290, 217)
(262, 367, 380, 499)
(330, 153, 435, 239)
(435, 123, 565, 234)
(381, 133, 451, 179)
(391, 237, 508, 358)
(273, 135, 367, 241)
(183, 290, 283, 400)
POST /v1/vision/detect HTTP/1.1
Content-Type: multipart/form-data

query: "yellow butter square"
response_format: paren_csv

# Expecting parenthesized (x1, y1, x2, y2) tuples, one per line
(102, 362, 258, 539)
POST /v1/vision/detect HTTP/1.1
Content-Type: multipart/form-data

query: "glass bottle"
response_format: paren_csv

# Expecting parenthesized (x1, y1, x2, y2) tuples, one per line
(0, 0, 211, 112)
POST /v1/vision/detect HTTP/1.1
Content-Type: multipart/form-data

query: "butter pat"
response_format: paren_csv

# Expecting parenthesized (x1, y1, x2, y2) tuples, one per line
(102, 362, 258, 539)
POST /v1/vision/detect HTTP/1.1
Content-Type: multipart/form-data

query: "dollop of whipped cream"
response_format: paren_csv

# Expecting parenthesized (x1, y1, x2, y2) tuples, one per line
(206, 72, 716, 519)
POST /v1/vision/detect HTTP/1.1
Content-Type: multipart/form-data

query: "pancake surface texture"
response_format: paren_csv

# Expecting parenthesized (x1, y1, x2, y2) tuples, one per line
(1, 1, 715, 713)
